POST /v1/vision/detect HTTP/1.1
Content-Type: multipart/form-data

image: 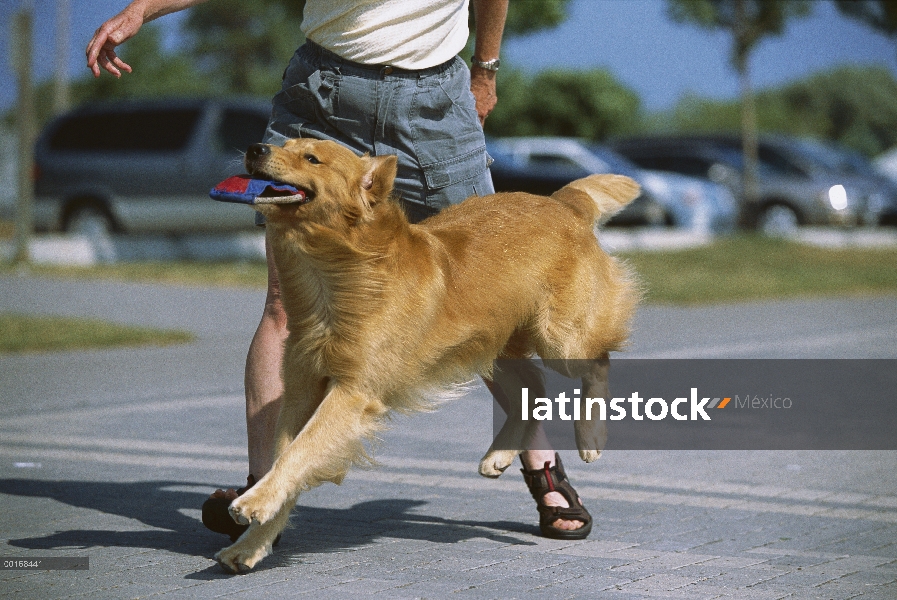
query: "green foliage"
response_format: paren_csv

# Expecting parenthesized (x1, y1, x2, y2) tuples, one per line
(668, 0, 812, 67)
(185, 0, 305, 97)
(73, 24, 213, 102)
(504, 0, 572, 37)
(834, 0, 897, 37)
(485, 68, 641, 140)
(28, 24, 213, 127)
(653, 66, 897, 157)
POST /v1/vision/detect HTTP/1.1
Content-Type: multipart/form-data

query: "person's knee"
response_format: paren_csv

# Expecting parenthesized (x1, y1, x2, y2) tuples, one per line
(263, 278, 288, 331)
(262, 237, 289, 332)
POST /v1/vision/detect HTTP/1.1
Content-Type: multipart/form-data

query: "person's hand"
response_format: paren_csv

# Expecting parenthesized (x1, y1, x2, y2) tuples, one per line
(86, 4, 145, 78)
(470, 66, 498, 126)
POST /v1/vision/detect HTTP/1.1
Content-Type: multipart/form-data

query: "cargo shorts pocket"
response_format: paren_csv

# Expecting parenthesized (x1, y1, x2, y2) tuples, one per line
(421, 147, 493, 209)
(411, 77, 482, 160)
(266, 70, 339, 143)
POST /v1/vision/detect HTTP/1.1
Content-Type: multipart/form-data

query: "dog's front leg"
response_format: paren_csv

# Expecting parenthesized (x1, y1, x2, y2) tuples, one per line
(575, 355, 610, 463)
(215, 500, 293, 574)
(230, 384, 385, 529)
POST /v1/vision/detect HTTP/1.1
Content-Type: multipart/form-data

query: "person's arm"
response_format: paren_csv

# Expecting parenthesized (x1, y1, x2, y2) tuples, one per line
(470, 0, 509, 125)
(86, 0, 210, 78)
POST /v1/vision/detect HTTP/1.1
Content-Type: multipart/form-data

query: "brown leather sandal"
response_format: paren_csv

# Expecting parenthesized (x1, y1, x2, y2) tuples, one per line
(521, 453, 593, 540)
(201, 475, 281, 545)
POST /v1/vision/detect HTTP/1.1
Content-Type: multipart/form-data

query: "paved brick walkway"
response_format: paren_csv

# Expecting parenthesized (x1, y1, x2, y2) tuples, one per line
(1, 276, 895, 598)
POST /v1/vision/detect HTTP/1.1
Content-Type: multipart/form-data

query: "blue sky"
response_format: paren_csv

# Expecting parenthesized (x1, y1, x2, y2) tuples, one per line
(1, 0, 896, 113)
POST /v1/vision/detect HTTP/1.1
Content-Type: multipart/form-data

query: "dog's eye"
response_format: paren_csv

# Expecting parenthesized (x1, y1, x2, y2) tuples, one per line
(305, 154, 320, 165)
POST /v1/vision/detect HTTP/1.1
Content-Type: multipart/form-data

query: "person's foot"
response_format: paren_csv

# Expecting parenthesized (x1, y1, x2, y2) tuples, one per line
(201, 476, 255, 542)
(520, 451, 592, 539)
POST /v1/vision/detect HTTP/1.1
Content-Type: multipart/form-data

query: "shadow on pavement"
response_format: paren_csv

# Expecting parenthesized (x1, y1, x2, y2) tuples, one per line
(2, 479, 535, 575)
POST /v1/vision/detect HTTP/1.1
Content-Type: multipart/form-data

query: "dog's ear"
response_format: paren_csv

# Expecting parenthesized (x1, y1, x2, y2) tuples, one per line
(361, 155, 398, 205)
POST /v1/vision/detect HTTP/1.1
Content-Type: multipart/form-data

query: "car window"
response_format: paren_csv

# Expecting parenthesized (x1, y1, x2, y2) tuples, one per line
(49, 108, 202, 152)
(666, 156, 714, 177)
(528, 154, 580, 169)
(757, 147, 806, 177)
(586, 146, 640, 177)
(217, 109, 270, 154)
(526, 153, 591, 178)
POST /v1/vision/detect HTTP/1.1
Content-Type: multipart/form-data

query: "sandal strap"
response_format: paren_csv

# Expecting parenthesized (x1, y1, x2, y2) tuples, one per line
(521, 453, 593, 536)
(520, 453, 575, 506)
(236, 474, 257, 496)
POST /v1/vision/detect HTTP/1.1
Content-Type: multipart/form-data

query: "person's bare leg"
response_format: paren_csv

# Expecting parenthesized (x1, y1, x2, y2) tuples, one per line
(210, 234, 287, 503)
(246, 235, 289, 478)
(484, 378, 585, 532)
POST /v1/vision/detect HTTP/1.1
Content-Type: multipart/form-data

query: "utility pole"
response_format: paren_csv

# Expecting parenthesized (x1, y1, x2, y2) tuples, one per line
(11, 4, 35, 264)
(53, 0, 72, 115)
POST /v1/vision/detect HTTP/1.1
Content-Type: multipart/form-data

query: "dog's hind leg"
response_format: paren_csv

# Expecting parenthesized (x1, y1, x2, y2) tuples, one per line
(230, 384, 386, 530)
(572, 354, 610, 463)
(479, 360, 546, 478)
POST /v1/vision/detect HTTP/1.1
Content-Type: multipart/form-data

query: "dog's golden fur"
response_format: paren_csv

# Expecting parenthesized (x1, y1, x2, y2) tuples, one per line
(214, 138, 640, 572)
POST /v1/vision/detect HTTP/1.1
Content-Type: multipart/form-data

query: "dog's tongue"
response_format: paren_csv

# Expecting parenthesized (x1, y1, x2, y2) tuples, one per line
(210, 175, 308, 205)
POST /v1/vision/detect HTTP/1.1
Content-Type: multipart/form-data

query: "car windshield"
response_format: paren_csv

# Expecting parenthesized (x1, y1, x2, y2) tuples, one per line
(786, 139, 848, 171)
(585, 145, 640, 177)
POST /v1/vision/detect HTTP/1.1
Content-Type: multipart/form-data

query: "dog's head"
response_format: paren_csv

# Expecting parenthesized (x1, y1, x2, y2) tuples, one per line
(245, 138, 398, 231)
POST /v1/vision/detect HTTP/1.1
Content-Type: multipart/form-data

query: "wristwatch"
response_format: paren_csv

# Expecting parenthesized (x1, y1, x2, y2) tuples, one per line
(471, 56, 500, 72)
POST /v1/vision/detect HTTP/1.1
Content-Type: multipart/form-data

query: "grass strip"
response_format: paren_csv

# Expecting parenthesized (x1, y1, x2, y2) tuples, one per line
(2, 235, 896, 305)
(0, 313, 195, 354)
(618, 235, 897, 305)
(1, 261, 268, 288)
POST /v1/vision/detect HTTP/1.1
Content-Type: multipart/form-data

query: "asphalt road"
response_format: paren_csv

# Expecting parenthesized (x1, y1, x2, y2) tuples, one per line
(1, 274, 895, 599)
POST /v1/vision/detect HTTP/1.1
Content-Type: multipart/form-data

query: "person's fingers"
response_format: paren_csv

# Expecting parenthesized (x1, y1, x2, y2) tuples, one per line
(86, 11, 140, 77)
(100, 50, 123, 78)
(86, 24, 113, 68)
(106, 48, 132, 74)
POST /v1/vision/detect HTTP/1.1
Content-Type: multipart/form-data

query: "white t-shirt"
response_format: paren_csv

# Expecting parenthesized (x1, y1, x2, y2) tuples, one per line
(301, 0, 471, 70)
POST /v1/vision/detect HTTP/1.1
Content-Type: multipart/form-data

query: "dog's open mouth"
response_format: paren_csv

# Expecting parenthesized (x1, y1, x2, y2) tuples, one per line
(209, 175, 312, 206)
(255, 181, 313, 205)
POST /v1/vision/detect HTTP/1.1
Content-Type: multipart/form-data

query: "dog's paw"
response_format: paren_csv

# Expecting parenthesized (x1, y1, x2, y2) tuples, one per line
(575, 420, 607, 464)
(479, 450, 518, 478)
(214, 539, 271, 574)
(229, 487, 279, 526)
(579, 449, 602, 463)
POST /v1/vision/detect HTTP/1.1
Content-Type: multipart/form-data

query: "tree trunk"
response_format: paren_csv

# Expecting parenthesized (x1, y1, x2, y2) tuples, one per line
(738, 54, 760, 223)
(734, 0, 760, 227)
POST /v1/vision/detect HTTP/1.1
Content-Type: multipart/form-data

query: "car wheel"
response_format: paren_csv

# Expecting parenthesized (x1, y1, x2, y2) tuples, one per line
(758, 204, 799, 236)
(65, 205, 115, 237)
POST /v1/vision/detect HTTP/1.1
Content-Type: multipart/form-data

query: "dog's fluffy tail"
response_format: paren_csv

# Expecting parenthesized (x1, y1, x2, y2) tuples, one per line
(552, 174, 641, 225)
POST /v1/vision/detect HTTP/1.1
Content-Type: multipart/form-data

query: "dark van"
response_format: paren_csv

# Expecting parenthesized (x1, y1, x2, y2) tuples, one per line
(33, 98, 272, 235)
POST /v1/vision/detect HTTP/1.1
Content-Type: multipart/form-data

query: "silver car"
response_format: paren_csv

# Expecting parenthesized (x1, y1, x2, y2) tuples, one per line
(611, 134, 881, 233)
(487, 136, 737, 233)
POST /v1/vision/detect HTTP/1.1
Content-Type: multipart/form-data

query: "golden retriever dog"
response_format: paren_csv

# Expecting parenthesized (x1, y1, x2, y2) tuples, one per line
(214, 138, 640, 573)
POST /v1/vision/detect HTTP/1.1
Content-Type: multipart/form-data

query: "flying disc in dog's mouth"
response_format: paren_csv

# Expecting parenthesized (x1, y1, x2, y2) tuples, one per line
(210, 175, 309, 205)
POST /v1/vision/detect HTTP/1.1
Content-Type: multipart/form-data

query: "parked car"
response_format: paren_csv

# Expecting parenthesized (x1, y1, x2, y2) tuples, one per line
(487, 137, 736, 232)
(801, 141, 897, 227)
(33, 98, 273, 235)
(610, 134, 882, 233)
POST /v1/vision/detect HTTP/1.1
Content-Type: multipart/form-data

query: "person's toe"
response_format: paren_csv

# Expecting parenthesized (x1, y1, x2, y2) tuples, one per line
(543, 491, 585, 530)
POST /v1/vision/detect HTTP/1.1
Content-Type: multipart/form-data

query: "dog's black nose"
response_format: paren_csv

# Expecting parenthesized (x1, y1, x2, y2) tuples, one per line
(246, 144, 271, 160)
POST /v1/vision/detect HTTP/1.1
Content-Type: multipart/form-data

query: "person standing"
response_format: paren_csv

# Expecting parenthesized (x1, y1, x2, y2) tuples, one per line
(87, 0, 592, 541)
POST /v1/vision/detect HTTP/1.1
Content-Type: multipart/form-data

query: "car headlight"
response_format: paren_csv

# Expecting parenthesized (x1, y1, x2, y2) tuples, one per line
(828, 185, 848, 210)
